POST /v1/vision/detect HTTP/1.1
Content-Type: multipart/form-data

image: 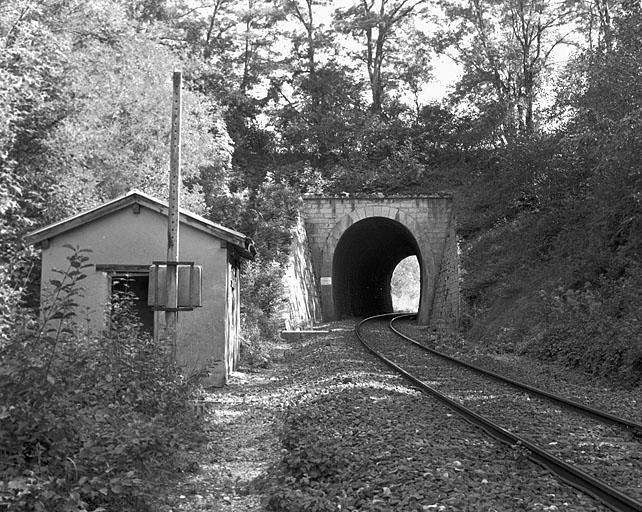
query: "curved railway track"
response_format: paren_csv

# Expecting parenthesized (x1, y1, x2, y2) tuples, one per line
(355, 313, 642, 512)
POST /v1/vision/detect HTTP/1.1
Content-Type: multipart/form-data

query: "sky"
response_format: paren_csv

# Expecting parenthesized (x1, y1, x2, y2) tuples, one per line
(420, 54, 462, 102)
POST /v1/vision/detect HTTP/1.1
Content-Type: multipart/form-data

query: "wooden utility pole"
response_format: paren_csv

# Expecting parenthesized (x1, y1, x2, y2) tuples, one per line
(166, 70, 182, 362)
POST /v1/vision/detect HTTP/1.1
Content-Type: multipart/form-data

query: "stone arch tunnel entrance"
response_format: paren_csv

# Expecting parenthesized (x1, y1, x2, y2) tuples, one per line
(283, 196, 460, 330)
(332, 217, 421, 318)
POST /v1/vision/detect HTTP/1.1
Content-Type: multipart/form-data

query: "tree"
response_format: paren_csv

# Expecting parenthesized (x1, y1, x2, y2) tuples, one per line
(394, 29, 434, 119)
(334, 0, 431, 114)
(264, 0, 366, 184)
(275, 0, 335, 107)
(0, 0, 77, 293)
(49, 33, 232, 214)
(437, 0, 581, 139)
(167, 0, 282, 91)
(575, 0, 617, 51)
(1, 0, 234, 237)
(554, 0, 642, 267)
(280, 0, 328, 77)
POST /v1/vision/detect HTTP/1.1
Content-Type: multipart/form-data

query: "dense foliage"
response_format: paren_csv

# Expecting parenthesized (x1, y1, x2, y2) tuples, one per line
(459, 4, 642, 385)
(0, 248, 201, 510)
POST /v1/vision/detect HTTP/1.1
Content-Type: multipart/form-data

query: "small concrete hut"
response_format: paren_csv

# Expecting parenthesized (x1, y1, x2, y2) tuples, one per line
(25, 190, 255, 386)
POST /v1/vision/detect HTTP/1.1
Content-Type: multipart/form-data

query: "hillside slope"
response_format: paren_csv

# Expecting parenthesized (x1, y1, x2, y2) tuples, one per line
(434, 148, 642, 388)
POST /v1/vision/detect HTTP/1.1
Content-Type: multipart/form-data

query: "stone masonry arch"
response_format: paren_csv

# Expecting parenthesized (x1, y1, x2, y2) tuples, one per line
(320, 207, 436, 322)
(293, 195, 460, 329)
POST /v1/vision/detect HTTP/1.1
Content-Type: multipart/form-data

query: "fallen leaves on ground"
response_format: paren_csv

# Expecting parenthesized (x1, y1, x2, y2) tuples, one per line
(153, 325, 613, 511)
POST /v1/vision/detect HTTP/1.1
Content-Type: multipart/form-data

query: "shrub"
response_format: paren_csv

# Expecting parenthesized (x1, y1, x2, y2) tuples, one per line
(239, 258, 287, 369)
(0, 247, 201, 511)
(267, 402, 354, 512)
(524, 264, 642, 387)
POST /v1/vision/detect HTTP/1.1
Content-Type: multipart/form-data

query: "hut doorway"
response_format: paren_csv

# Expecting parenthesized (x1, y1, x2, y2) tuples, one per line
(106, 268, 155, 336)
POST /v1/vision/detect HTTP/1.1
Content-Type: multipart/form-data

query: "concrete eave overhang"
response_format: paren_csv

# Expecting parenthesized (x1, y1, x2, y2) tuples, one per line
(25, 190, 256, 260)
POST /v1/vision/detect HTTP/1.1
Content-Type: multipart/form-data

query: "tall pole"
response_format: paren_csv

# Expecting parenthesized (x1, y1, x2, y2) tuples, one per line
(166, 70, 182, 362)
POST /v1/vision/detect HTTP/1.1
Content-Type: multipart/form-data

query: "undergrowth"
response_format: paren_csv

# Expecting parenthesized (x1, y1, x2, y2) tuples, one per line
(0, 246, 203, 511)
(239, 258, 287, 370)
(524, 265, 642, 387)
(462, 207, 642, 388)
(267, 394, 357, 512)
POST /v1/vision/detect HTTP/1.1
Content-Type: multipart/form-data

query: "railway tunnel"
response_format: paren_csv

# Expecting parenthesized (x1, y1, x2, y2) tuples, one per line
(286, 196, 460, 329)
(332, 217, 421, 318)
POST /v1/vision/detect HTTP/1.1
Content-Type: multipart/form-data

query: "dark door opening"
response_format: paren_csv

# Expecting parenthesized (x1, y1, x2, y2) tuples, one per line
(111, 273, 154, 335)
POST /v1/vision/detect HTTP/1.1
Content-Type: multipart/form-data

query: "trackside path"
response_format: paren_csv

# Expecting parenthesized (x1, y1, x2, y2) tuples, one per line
(153, 324, 623, 511)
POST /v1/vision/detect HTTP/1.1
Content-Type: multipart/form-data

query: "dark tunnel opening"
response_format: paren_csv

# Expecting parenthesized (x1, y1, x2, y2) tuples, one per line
(332, 217, 422, 319)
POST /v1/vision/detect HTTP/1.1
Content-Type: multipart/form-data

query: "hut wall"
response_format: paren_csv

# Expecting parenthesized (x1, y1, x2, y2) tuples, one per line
(225, 253, 241, 380)
(39, 205, 231, 386)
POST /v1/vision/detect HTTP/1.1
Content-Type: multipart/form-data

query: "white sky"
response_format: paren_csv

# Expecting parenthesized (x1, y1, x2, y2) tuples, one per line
(420, 54, 462, 102)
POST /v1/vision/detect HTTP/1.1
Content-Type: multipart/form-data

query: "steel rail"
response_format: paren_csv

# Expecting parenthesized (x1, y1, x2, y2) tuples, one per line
(389, 314, 642, 435)
(355, 313, 642, 512)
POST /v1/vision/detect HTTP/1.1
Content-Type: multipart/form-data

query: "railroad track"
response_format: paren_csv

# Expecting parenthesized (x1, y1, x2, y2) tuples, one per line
(355, 314, 642, 512)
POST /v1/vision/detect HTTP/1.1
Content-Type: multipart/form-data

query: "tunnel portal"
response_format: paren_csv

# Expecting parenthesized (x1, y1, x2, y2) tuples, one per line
(332, 217, 421, 318)
(295, 195, 459, 329)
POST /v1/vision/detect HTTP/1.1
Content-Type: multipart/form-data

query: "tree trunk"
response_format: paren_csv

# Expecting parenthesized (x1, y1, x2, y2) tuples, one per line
(306, 0, 315, 75)
(523, 68, 534, 134)
(241, 0, 253, 92)
(370, 26, 386, 115)
(596, 0, 613, 50)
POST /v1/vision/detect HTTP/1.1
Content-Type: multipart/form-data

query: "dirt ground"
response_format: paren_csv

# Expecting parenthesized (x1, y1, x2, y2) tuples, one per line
(154, 339, 294, 511)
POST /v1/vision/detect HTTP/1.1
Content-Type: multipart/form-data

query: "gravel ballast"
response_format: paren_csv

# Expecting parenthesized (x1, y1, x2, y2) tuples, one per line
(360, 318, 642, 506)
(154, 323, 642, 511)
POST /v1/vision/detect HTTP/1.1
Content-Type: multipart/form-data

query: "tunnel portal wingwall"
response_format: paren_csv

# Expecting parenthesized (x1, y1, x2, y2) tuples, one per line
(282, 195, 460, 330)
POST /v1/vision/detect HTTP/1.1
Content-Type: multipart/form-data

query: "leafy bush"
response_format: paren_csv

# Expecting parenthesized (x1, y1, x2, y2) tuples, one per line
(204, 181, 300, 368)
(267, 398, 356, 512)
(524, 265, 642, 387)
(0, 247, 202, 511)
(239, 258, 287, 368)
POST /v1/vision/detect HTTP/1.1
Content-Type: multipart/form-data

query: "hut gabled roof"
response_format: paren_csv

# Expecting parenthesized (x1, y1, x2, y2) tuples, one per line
(25, 190, 256, 259)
